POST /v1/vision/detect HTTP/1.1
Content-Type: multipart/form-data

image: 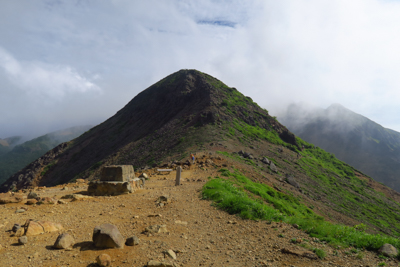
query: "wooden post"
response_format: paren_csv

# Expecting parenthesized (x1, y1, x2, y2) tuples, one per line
(175, 166, 182, 186)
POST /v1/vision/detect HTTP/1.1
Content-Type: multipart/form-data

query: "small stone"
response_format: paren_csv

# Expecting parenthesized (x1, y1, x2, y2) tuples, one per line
(96, 253, 111, 267)
(54, 233, 75, 249)
(125, 236, 140, 246)
(145, 224, 168, 234)
(18, 236, 28, 245)
(147, 260, 174, 267)
(164, 249, 177, 260)
(12, 224, 21, 233)
(57, 199, 67, 204)
(174, 220, 188, 225)
(14, 227, 24, 237)
(27, 191, 38, 199)
(15, 209, 25, 214)
(26, 199, 38, 205)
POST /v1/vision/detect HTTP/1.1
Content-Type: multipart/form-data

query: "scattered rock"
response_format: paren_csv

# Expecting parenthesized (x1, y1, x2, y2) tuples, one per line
(270, 162, 278, 173)
(164, 249, 177, 260)
(54, 233, 75, 249)
(14, 227, 24, 237)
(18, 236, 28, 245)
(61, 194, 92, 201)
(76, 178, 86, 183)
(93, 223, 125, 249)
(145, 224, 168, 234)
(57, 199, 67, 204)
(96, 253, 112, 267)
(379, 243, 398, 257)
(140, 173, 149, 179)
(37, 197, 57, 205)
(26, 199, 37, 205)
(174, 220, 188, 225)
(27, 191, 38, 199)
(281, 248, 317, 260)
(12, 224, 21, 233)
(15, 209, 26, 214)
(125, 236, 140, 246)
(286, 174, 300, 190)
(147, 260, 174, 267)
(261, 157, 270, 164)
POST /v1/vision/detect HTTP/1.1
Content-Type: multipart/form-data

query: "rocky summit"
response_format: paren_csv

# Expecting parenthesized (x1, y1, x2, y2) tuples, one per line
(0, 69, 296, 192)
(1, 70, 400, 266)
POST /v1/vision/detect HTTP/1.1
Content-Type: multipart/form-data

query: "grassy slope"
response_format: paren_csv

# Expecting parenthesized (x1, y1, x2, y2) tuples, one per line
(197, 75, 400, 255)
(203, 169, 400, 255)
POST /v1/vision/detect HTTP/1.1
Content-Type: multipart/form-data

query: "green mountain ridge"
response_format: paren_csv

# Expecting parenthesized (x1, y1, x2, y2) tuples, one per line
(279, 102, 400, 192)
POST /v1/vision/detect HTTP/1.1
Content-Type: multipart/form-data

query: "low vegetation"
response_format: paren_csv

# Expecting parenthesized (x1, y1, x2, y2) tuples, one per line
(203, 169, 400, 254)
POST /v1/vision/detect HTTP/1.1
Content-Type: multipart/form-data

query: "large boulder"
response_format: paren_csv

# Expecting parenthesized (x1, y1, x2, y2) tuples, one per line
(24, 220, 63, 236)
(93, 224, 124, 249)
(379, 243, 398, 257)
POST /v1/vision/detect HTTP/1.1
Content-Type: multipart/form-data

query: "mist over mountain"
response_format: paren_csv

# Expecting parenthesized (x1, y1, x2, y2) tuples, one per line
(0, 125, 91, 185)
(0, 136, 23, 156)
(279, 102, 400, 191)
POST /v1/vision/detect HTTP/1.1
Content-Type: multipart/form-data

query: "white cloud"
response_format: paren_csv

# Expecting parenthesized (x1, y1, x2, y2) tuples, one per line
(0, 47, 101, 100)
(2, 0, 400, 137)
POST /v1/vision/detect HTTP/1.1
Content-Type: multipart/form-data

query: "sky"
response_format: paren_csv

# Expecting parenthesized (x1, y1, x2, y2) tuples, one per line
(1, 0, 400, 138)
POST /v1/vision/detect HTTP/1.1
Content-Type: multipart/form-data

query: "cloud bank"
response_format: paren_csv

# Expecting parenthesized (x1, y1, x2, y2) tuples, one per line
(1, 0, 400, 138)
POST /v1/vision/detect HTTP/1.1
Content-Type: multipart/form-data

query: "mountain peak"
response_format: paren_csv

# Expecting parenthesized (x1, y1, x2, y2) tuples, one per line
(0, 70, 297, 191)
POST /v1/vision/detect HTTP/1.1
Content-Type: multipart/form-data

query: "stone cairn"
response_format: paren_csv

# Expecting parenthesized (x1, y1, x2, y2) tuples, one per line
(88, 165, 144, 196)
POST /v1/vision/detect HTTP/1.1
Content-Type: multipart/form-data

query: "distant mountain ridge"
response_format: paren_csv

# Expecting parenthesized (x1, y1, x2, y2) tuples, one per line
(0, 125, 92, 186)
(0, 136, 22, 156)
(279, 103, 400, 191)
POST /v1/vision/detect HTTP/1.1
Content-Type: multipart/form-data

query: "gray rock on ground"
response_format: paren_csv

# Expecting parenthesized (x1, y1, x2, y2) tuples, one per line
(147, 260, 174, 267)
(12, 224, 21, 233)
(93, 223, 124, 249)
(379, 243, 398, 257)
(125, 236, 140, 246)
(18, 236, 28, 245)
(285, 174, 300, 190)
(96, 253, 111, 267)
(261, 157, 270, 164)
(27, 191, 38, 199)
(270, 162, 278, 173)
(164, 249, 177, 260)
(54, 233, 75, 249)
(145, 224, 168, 234)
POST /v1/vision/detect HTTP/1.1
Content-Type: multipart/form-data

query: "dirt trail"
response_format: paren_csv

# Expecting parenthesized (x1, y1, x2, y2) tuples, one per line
(0, 164, 398, 267)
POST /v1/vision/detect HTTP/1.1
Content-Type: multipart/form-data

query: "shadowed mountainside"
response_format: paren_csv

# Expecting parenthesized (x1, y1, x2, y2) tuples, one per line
(279, 103, 400, 191)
